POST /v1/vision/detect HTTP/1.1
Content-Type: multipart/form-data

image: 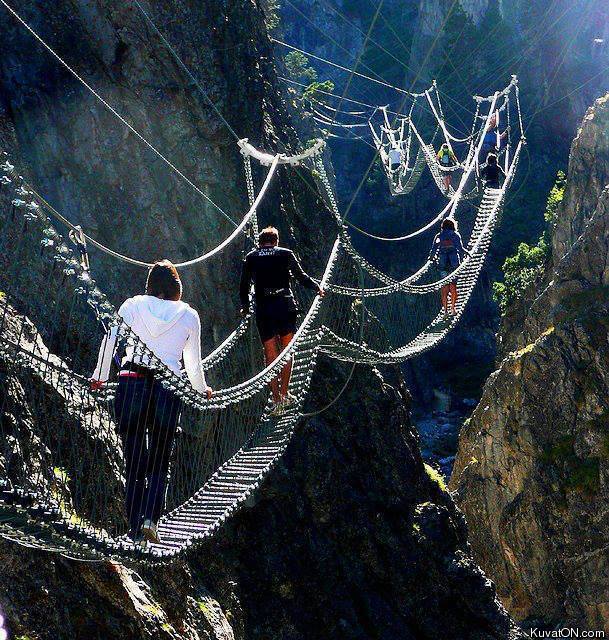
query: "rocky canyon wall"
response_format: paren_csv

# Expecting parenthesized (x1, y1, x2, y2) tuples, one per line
(451, 94, 609, 630)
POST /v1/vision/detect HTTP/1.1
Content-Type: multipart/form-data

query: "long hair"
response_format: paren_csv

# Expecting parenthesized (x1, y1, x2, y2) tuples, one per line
(146, 260, 182, 300)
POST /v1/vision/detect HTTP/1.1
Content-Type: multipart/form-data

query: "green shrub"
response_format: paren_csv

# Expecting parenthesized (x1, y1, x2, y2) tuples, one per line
(544, 170, 566, 225)
(283, 50, 335, 104)
(493, 170, 565, 314)
(284, 51, 317, 82)
(260, 0, 281, 30)
(492, 238, 549, 314)
(302, 80, 335, 102)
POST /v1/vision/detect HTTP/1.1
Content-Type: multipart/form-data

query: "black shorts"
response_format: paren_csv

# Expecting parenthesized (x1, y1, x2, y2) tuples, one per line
(256, 297, 298, 343)
(437, 261, 457, 279)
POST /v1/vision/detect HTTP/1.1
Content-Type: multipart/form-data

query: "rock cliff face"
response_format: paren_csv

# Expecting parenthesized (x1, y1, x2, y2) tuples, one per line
(0, 1, 518, 639)
(0, 0, 323, 350)
(451, 94, 609, 629)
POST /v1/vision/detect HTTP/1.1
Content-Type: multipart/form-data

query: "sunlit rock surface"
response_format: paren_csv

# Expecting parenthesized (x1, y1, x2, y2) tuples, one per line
(451, 94, 609, 629)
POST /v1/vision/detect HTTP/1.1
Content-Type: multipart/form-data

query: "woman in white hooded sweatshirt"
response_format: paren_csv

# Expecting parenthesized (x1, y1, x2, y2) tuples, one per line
(91, 260, 212, 544)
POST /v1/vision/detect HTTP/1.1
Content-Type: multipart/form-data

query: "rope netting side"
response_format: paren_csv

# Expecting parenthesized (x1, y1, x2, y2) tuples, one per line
(0, 60, 525, 561)
(0, 0, 528, 565)
(321, 142, 522, 363)
(0, 150, 346, 561)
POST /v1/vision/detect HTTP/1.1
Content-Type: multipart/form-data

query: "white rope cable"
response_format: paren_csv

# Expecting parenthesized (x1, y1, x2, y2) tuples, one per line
(237, 138, 325, 166)
(474, 74, 519, 103)
(279, 77, 407, 117)
(0, 0, 236, 226)
(19, 155, 280, 268)
(310, 97, 370, 118)
(311, 111, 371, 128)
(425, 84, 474, 144)
(344, 194, 454, 242)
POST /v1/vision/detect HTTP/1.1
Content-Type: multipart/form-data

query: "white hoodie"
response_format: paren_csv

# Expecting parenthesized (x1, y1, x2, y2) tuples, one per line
(92, 295, 209, 394)
(388, 147, 402, 166)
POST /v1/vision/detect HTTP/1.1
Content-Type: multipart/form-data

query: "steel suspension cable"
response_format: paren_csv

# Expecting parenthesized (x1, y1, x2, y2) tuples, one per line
(0, 0, 236, 226)
(131, 0, 241, 142)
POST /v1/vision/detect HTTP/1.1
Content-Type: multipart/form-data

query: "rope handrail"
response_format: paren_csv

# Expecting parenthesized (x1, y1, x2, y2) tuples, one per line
(309, 97, 370, 118)
(474, 74, 519, 103)
(344, 180, 454, 242)
(322, 144, 522, 363)
(237, 138, 325, 166)
(279, 76, 406, 118)
(0, 152, 280, 269)
(425, 84, 474, 145)
(330, 185, 501, 297)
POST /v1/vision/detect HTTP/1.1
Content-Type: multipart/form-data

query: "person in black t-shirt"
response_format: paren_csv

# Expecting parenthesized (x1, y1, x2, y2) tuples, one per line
(240, 226, 323, 411)
(480, 153, 506, 189)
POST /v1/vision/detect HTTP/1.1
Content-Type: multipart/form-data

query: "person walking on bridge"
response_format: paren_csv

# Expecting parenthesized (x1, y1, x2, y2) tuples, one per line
(388, 143, 402, 172)
(240, 226, 323, 414)
(91, 260, 213, 545)
(429, 218, 469, 317)
(479, 112, 509, 163)
(437, 143, 457, 194)
(480, 153, 505, 189)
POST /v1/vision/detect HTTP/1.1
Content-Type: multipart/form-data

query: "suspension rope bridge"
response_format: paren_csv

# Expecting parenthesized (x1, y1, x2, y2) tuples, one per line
(0, 0, 524, 564)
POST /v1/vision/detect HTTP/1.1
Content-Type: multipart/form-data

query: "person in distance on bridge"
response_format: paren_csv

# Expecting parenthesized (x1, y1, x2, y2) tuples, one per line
(388, 143, 402, 172)
(479, 113, 509, 163)
(429, 218, 470, 317)
(90, 260, 213, 545)
(437, 143, 458, 194)
(480, 153, 505, 189)
(239, 226, 324, 415)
